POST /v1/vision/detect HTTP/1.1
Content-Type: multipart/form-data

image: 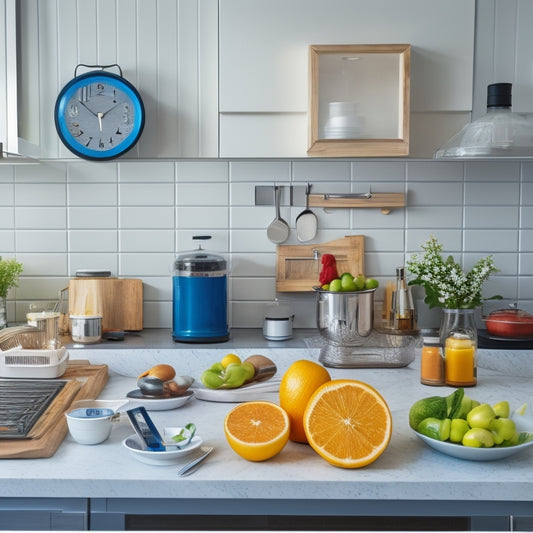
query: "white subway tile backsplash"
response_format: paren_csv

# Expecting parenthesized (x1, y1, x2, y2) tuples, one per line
(177, 161, 229, 182)
(177, 182, 228, 206)
(0, 207, 14, 228)
(15, 183, 66, 206)
(407, 160, 463, 181)
(120, 253, 175, 277)
(68, 183, 118, 206)
(407, 206, 462, 228)
(229, 160, 290, 181)
(0, 231, 14, 252)
(0, 166, 14, 182)
(465, 229, 519, 252)
(68, 162, 117, 182)
(409, 181, 463, 205)
(0, 184, 14, 204)
(465, 206, 518, 228)
(176, 206, 228, 229)
(120, 206, 174, 229)
(120, 230, 174, 253)
(1, 158, 531, 329)
(69, 207, 117, 229)
(16, 230, 67, 253)
(293, 161, 351, 181)
(69, 230, 118, 253)
(353, 161, 406, 181)
(16, 253, 68, 276)
(465, 160, 520, 181)
(465, 182, 520, 205)
(119, 183, 175, 206)
(15, 207, 66, 229)
(119, 161, 175, 182)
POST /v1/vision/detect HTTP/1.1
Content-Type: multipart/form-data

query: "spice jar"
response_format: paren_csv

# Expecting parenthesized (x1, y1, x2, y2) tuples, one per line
(440, 309, 477, 387)
(420, 337, 444, 386)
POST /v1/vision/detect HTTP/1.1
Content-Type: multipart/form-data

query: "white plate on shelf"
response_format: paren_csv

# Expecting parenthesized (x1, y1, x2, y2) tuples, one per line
(125, 389, 194, 411)
(414, 430, 533, 461)
(192, 379, 280, 403)
(123, 432, 203, 465)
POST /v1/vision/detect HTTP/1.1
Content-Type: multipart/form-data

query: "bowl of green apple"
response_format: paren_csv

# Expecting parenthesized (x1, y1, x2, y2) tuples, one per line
(409, 389, 533, 461)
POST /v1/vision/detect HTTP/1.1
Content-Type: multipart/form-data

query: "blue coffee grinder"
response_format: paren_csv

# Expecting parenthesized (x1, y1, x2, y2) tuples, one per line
(172, 236, 229, 343)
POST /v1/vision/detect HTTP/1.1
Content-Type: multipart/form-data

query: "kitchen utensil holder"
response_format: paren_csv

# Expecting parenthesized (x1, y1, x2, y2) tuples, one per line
(255, 185, 404, 214)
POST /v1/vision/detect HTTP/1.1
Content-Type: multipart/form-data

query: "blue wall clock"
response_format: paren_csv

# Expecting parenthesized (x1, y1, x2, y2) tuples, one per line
(54, 65, 145, 161)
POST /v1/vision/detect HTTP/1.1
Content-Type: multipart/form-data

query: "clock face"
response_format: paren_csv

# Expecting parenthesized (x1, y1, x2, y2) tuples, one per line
(55, 71, 145, 161)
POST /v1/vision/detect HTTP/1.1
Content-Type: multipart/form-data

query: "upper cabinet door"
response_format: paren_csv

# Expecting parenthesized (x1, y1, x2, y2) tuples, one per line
(220, 0, 475, 113)
(16, 0, 219, 160)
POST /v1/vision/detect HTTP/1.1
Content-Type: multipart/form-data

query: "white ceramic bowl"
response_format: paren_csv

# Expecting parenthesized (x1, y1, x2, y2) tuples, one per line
(65, 407, 116, 445)
(122, 429, 203, 466)
(414, 430, 533, 461)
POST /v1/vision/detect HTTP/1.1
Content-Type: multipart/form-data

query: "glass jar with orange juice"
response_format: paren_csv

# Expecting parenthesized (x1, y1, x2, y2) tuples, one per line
(440, 309, 477, 387)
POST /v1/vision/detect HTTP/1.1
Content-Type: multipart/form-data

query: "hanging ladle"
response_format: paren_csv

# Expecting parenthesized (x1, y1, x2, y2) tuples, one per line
(266, 185, 290, 244)
(295, 183, 318, 242)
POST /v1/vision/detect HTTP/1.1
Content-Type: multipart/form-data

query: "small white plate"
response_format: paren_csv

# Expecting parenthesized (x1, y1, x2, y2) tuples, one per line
(414, 431, 533, 461)
(125, 389, 194, 411)
(192, 380, 280, 403)
(123, 432, 203, 465)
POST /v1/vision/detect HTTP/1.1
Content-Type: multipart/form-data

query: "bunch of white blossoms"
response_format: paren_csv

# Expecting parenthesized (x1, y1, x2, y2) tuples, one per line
(406, 236, 498, 309)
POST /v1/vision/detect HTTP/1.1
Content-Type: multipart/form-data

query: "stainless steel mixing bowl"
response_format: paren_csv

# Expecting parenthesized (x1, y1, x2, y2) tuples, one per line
(315, 287, 375, 346)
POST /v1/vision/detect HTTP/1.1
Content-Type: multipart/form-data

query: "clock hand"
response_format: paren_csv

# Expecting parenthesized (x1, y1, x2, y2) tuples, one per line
(97, 112, 103, 132)
(77, 99, 98, 118)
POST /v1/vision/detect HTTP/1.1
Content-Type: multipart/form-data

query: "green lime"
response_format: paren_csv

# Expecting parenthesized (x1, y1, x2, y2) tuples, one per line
(353, 274, 366, 291)
(408, 396, 448, 430)
(341, 276, 356, 291)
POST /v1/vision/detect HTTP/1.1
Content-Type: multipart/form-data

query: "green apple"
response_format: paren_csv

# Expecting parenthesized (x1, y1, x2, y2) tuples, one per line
(224, 363, 249, 388)
(489, 417, 516, 441)
(449, 418, 470, 443)
(353, 274, 366, 291)
(466, 403, 495, 429)
(492, 401, 510, 418)
(462, 427, 495, 448)
(364, 278, 379, 290)
(329, 279, 342, 292)
(201, 369, 225, 389)
(341, 275, 356, 291)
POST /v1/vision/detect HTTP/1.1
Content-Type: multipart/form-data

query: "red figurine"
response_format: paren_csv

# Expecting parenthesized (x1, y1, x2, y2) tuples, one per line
(319, 254, 339, 285)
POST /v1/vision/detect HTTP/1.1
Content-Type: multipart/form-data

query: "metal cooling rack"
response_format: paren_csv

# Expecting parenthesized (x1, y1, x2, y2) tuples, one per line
(0, 379, 66, 438)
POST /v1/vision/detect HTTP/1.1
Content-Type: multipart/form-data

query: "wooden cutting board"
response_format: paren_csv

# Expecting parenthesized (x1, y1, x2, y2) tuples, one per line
(276, 235, 365, 292)
(0, 360, 108, 459)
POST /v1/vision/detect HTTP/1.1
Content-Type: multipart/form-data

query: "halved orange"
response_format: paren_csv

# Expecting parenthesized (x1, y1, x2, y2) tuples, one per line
(224, 401, 290, 461)
(303, 379, 392, 468)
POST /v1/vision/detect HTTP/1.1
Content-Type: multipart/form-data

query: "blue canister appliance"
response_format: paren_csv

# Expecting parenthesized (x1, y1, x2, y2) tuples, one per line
(172, 236, 229, 343)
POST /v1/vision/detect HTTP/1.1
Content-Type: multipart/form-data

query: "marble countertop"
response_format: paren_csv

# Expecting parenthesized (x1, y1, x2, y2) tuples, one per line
(0, 328, 532, 504)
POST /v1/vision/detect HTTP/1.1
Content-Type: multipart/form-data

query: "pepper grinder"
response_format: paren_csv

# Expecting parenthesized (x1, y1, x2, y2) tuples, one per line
(390, 266, 417, 330)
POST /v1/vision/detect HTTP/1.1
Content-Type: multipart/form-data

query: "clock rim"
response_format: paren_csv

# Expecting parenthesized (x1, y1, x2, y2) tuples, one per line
(54, 70, 145, 161)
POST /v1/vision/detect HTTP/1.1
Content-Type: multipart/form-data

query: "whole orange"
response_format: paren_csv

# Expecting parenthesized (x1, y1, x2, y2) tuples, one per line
(279, 359, 331, 443)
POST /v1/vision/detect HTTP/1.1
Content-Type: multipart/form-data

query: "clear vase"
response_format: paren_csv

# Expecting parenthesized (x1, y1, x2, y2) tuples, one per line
(0, 297, 7, 330)
(439, 308, 477, 387)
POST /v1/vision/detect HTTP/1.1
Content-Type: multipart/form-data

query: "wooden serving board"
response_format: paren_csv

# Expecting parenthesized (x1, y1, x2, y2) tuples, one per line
(276, 235, 365, 292)
(0, 360, 108, 459)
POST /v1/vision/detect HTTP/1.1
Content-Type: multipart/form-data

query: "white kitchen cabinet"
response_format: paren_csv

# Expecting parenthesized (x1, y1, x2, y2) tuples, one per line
(219, 0, 475, 158)
(16, 0, 219, 160)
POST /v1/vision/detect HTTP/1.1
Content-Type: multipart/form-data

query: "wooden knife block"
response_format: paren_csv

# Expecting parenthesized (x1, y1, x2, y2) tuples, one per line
(68, 278, 143, 331)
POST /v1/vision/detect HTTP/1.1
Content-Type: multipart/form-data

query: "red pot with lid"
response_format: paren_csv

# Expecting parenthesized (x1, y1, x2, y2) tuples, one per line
(484, 307, 533, 338)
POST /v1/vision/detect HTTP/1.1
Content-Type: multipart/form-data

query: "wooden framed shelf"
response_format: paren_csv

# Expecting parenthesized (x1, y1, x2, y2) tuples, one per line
(308, 192, 405, 214)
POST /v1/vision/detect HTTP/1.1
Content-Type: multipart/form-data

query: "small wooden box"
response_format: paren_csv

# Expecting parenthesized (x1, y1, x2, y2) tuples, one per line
(276, 235, 365, 292)
(68, 278, 143, 331)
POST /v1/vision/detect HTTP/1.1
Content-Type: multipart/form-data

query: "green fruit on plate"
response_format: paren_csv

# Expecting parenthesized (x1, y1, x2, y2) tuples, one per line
(462, 427, 495, 448)
(418, 417, 451, 441)
(466, 403, 495, 429)
(449, 418, 470, 443)
(408, 396, 448, 430)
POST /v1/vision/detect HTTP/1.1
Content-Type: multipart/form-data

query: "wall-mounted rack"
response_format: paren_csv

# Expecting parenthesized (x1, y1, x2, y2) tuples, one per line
(255, 185, 405, 215)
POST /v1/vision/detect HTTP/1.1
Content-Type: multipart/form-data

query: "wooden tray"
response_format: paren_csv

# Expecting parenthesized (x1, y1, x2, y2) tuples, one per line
(0, 360, 108, 459)
(276, 235, 365, 292)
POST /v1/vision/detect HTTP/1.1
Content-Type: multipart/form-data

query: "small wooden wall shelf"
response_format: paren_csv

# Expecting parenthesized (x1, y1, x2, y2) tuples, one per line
(308, 192, 405, 215)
